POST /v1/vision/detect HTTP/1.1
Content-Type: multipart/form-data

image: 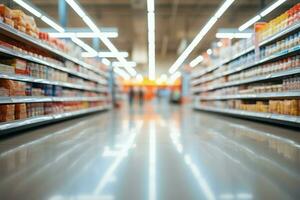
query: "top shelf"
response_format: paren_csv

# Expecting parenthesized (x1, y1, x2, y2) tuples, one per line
(0, 22, 108, 78)
(192, 21, 300, 79)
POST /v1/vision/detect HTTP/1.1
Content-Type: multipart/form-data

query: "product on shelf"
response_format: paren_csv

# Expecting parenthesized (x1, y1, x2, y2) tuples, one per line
(0, 104, 15, 122)
(0, 79, 15, 96)
(15, 103, 27, 120)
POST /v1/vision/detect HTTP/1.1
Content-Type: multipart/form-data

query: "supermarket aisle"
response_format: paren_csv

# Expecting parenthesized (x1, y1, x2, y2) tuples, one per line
(0, 103, 300, 200)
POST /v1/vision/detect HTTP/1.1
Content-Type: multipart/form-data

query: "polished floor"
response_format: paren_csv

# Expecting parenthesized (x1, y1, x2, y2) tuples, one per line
(0, 102, 300, 200)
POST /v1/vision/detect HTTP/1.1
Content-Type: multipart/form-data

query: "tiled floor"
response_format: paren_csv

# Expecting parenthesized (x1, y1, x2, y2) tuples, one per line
(0, 102, 299, 200)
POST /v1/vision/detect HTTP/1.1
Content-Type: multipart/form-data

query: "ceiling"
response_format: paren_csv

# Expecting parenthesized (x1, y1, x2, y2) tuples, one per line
(18, 0, 299, 76)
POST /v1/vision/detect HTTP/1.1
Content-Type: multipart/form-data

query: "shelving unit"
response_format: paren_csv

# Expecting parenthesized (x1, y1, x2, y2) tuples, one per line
(191, 13, 300, 127)
(0, 11, 111, 133)
(0, 105, 110, 134)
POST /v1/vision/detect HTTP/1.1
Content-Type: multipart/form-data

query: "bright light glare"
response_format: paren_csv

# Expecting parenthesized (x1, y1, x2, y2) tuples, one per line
(169, 0, 235, 74)
(190, 55, 204, 67)
(217, 41, 223, 47)
(114, 67, 130, 80)
(136, 74, 144, 82)
(102, 58, 111, 66)
(168, 71, 181, 84)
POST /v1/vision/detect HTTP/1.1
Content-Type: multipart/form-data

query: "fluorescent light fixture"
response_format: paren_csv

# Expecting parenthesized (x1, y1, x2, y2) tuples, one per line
(206, 49, 212, 55)
(41, 16, 65, 33)
(48, 32, 118, 38)
(71, 37, 97, 55)
(260, 0, 287, 17)
(169, 0, 235, 74)
(13, 0, 42, 17)
(102, 58, 111, 66)
(114, 67, 130, 80)
(147, 0, 156, 80)
(99, 52, 129, 58)
(239, 15, 261, 31)
(190, 55, 204, 67)
(66, 0, 136, 77)
(112, 61, 137, 68)
(216, 32, 252, 38)
(214, 0, 235, 18)
(168, 71, 181, 84)
(82, 52, 129, 58)
(147, 0, 155, 12)
(136, 74, 144, 82)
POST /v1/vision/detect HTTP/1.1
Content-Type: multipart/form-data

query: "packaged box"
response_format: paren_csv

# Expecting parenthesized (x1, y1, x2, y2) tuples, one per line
(3, 58, 28, 75)
(15, 103, 27, 120)
(0, 104, 15, 122)
(0, 79, 16, 96)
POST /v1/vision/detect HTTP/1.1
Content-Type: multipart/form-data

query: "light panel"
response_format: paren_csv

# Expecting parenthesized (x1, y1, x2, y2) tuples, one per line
(190, 55, 204, 67)
(48, 32, 118, 38)
(65, 0, 136, 77)
(238, 15, 261, 31)
(102, 58, 111, 66)
(71, 37, 97, 55)
(112, 61, 137, 68)
(216, 32, 252, 38)
(147, 0, 156, 80)
(13, 0, 42, 17)
(169, 0, 235, 74)
(260, 0, 287, 17)
(82, 52, 129, 58)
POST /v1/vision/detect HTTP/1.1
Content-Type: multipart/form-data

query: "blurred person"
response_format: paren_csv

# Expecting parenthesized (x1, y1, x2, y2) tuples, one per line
(138, 87, 145, 106)
(128, 86, 135, 107)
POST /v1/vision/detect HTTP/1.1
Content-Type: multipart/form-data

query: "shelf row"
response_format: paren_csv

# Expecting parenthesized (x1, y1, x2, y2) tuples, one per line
(195, 91, 300, 101)
(0, 96, 107, 104)
(192, 67, 300, 93)
(194, 105, 300, 127)
(192, 22, 300, 79)
(0, 105, 110, 133)
(192, 45, 300, 86)
(0, 46, 107, 85)
(0, 22, 108, 78)
(0, 73, 108, 93)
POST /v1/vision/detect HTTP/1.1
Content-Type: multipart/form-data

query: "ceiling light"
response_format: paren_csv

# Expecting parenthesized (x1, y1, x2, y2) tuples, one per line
(65, 0, 136, 77)
(169, 0, 235, 74)
(81, 52, 129, 58)
(239, 15, 261, 31)
(216, 32, 252, 38)
(147, 0, 156, 80)
(71, 37, 97, 55)
(102, 58, 111, 66)
(168, 71, 181, 84)
(48, 32, 118, 38)
(190, 55, 204, 67)
(112, 61, 137, 68)
(206, 49, 213, 55)
(41, 16, 65, 33)
(13, 0, 42, 17)
(260, 0, 287, 17)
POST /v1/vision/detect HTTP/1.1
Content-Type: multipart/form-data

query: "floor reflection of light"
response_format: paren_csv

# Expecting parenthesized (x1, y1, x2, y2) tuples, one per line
(149, 121, 157, 200)
(219, 193, 253, 200)
(93, 121, 143, 195)
(184, 153, 216, 200)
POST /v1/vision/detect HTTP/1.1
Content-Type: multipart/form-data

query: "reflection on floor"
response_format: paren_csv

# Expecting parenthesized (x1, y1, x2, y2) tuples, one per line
(0, 102, 299, 200)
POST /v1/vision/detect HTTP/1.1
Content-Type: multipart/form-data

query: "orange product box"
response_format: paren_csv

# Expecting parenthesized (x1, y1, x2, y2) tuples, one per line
(0, 104, 15, 122)
(15, 103, 27, 120)
(0, 79, 16, 96)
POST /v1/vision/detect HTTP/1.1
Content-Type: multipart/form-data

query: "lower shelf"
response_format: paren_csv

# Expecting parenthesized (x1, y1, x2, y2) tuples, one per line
(194, 105, 300, 127)
(0, 105, 111, 134)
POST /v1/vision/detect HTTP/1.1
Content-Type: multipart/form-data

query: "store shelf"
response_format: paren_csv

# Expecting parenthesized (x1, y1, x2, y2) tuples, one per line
(191, 64, 220, 79)
(0, 22, 108, 78)
(0, 47, 107, 85)
(221, 46, 255, 66)
(198, 91, 300, 101)
(191, 45, 300, 86)
(0, 105, 110, 134)
(0, 96, 107, 104)
(259, 21, 300, 47)
(192, 67, 300, 93)
(0, 73, 108, 93)
(194, 105, 300, 127)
